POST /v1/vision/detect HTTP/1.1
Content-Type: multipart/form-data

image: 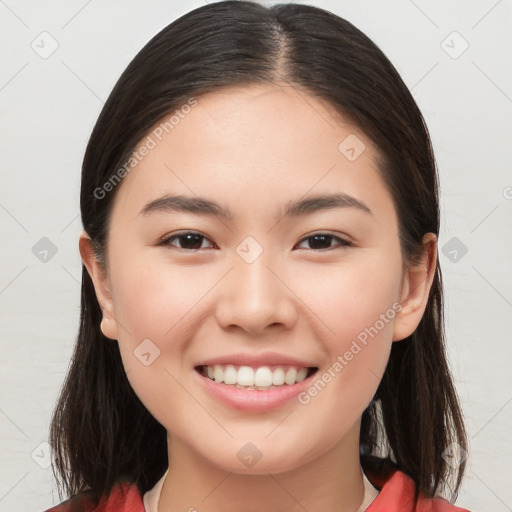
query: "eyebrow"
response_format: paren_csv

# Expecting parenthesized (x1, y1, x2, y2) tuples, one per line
(138, 192, 372, 220)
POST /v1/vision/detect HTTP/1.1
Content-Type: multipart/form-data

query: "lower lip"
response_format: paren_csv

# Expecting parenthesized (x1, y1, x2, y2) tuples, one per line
(194, 369, 317, 412)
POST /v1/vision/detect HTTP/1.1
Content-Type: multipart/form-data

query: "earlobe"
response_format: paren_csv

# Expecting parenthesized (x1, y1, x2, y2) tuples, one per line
(392, 233, 437, 342)
(78, 230, 119, 340)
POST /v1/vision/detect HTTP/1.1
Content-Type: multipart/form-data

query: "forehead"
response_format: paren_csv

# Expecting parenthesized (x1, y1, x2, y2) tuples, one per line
(110, 84, 392, 222)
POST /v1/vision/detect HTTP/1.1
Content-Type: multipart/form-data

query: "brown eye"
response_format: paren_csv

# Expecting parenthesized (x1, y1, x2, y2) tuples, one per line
(161, 232, 215, 251)
(296, 233, 352, 250)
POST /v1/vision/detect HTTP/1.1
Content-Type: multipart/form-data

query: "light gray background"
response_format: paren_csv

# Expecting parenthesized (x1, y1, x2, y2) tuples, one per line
(1, 1, 511, 510)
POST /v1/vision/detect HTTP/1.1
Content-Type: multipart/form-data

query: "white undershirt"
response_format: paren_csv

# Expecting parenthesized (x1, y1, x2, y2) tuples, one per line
(142, 468, 379, 511)
(143, 468, 168, 511)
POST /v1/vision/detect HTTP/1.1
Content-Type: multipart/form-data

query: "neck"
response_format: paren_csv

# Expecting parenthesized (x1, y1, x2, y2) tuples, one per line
(158, 423, 377, 512)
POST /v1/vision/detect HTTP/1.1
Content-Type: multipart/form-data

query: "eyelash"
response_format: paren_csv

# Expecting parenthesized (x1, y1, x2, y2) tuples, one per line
(158, 231, 353, 252)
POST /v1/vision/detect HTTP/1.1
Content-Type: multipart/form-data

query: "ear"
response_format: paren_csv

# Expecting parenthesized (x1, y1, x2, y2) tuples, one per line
(78, 230, 119, 340)
(393, 233, 437, 342)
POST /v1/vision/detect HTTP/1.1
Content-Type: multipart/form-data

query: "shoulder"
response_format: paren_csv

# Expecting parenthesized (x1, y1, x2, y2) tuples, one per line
(44, 480, 144, 512)
(366, 468, 471, 512)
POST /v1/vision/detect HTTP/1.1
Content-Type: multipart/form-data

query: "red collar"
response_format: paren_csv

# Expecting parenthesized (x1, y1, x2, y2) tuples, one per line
(46, 468, 470, 511)
(365, 469, 470, 512)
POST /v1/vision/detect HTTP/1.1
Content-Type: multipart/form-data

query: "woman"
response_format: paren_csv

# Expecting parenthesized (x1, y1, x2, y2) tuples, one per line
(46, 1, 470, 510)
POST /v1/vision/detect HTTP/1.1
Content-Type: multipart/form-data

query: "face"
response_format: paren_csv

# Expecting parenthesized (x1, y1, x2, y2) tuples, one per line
(82, 83, 434, 475)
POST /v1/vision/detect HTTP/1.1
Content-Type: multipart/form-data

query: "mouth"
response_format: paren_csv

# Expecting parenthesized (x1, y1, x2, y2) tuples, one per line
(194, 364, 319, 391)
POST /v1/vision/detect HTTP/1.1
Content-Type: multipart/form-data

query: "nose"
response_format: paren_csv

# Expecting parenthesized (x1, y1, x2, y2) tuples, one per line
(215, 254, 298, 335)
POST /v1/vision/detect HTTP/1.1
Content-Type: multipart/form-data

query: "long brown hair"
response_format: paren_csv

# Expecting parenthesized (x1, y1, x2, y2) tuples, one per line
(49, 0, 467, 505)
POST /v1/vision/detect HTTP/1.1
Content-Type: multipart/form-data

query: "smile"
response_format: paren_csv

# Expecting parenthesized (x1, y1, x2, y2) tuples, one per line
(196, 364, 318, 390)
(194, 364, 319, 412)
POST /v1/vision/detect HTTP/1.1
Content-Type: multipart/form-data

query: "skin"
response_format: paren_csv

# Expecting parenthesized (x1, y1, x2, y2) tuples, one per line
(80, 83, 437, 512)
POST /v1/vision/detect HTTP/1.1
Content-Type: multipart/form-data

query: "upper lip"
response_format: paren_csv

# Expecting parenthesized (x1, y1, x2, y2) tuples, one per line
(195, 351, 318, 368)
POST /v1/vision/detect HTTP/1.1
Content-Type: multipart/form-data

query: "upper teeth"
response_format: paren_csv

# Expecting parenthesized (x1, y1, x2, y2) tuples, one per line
(203, 365, 310, 388)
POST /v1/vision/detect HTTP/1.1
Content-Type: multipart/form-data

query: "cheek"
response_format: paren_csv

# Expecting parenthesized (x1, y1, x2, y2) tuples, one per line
(293, 253, 402, 344)
(107, 257, 209, 426)
(291, 254, 401, 405)
(108, 241, 401, 428)
(110, 253, 216, 344)
(106, 253, 218, 406)
(107, 258, 195, 424)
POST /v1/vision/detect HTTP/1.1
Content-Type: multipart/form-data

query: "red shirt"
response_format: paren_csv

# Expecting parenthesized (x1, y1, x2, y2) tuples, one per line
(45, 469, 471, 511)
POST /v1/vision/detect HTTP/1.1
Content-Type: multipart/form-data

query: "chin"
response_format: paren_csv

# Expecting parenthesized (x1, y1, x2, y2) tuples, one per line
(203, 441, 319, 476)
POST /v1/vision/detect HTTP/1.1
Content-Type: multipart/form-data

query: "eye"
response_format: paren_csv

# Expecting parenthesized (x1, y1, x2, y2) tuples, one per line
(295, 233, 352, 251)
(159, 231, 216, 251)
